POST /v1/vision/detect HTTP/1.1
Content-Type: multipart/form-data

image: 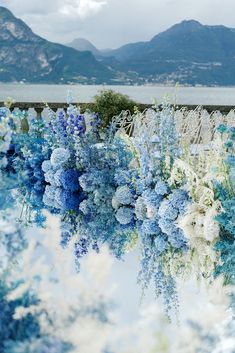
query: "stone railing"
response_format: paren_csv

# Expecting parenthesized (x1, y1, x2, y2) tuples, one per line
(0, 102, 235, 118)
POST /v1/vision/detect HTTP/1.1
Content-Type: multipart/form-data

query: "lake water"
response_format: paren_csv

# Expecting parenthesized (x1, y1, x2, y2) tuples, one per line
(0, 83, 235, 105)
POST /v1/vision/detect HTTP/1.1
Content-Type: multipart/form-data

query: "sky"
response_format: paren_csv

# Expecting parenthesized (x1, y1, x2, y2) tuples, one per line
(1, 0, 235, 49)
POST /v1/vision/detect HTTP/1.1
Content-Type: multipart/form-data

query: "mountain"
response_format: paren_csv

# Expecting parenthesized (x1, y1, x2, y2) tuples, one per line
(66, 38, 123, 78)
(102, 41, 146, 62)
(67, 38, 101, 58)
(107, 20, 235, 86)
(0, 6, 116, 84)
(1, 8, 235, 86)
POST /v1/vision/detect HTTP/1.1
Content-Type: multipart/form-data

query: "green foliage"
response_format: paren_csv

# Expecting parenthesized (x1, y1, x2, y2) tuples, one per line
(92, 89, 137, 127)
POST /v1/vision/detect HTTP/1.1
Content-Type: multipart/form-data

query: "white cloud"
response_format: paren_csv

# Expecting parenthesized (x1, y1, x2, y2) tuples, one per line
(59, 0, 108, 19)
(2, 0, 235, 48)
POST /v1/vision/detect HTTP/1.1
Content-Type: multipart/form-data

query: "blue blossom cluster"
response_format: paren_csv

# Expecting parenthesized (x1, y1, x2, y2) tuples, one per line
(47, 104, 100, 148)
(136, 184, 190, 315)
(123, 106, 190, 314)
(214, 196, 235, 286)
(158, 189, 189, 249)
(214, 125, 235, 287)
(1, 103, 234, 317)
(73, 137, 136, 268)
(132, 105, 179, 186)
(0, 108, 18, 210)
(112, 169, 141, 225)
(42, 148, 84, 213)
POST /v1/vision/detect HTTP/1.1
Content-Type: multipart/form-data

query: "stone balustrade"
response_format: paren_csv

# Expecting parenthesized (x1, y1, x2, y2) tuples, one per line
(0, 102, 235, 118)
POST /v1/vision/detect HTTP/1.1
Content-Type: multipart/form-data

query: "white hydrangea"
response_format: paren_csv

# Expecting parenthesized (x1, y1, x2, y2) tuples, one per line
(0, 117, 12, 154)
(134, 196, 147, 220)
(54, 169, 63, 187)
(41, 160, 52, 173)
(50, 148, 70, 167)
(111, 196, 120, 210)
(178, 201, 221, 242)
(43, 185, 56, 207)
(79, 199, 90, 215)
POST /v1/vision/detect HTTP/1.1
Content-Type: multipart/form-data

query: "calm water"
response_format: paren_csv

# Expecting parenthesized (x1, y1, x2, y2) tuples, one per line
(0, 83, 235, 105)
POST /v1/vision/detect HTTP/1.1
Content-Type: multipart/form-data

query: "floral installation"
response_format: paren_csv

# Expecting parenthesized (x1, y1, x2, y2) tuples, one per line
(112, 106, 192, 316)
(213, 125, 235, 288)
(0, 101, 234, 316)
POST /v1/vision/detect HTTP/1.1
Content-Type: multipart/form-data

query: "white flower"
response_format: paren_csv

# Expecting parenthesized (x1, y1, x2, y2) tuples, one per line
(135, 196, 147, 220)
(178, 201, 221, 242)
(41, 160, 52, 173)
(111, 196, 120, 210)
(50, 148, 70, 167)
(0, 117, 12, 153)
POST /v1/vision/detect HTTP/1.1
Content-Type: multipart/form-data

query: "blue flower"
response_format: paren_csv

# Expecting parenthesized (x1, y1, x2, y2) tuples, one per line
(154, 181, 169, 196)
(217, 124, 227, 133)
(115, 207, 134, 225)
(114, 185, 133, 205)
(142, 219, 161, 235)
(60, 190, 84, 212)
(154, 235, 168, 254)
(79, 173, 95, 192)
(158, 199, 178, 220)
(60, 169, 81, 192)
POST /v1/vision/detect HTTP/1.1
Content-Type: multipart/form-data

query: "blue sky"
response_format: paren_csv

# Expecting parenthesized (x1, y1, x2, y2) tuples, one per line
(1, 0, 235, 48)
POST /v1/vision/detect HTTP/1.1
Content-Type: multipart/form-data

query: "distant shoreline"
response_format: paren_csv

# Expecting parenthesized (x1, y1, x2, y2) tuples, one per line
(1, 82, 235, 89)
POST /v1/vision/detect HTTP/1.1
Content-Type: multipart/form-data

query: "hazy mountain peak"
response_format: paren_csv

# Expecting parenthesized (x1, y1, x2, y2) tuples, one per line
(0, 5, 37, 42)
(177, 19, 202, 28)
(67, 37, 100, 57)
(152, 19, 203, 41)
(0, 6, 14, 18)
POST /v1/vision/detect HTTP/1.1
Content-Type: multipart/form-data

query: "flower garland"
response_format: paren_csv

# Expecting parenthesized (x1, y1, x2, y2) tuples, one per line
(0, 103, 234, 315)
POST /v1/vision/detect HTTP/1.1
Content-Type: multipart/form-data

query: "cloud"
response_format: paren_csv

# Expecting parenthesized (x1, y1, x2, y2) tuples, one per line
(1, 0, 235, 48)
(59, 0, 108, 19)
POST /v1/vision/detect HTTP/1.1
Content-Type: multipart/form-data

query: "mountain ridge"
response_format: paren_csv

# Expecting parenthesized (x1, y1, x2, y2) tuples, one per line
(102, 19, 235, 85)
(0, 6, 116, 84)
(1, 7, 235, 86)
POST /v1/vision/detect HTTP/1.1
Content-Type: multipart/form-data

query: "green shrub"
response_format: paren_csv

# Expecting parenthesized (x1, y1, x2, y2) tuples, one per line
(92, 89, 137, 127)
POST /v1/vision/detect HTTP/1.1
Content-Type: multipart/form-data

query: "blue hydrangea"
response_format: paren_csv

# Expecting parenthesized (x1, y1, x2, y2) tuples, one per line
(154, 235, 168, 254)
(115, 207, 134, 225)
(158, 199, 179, 221)
(60, 169, 81, 192)
(60, 190, 84, 212)
(141, 219, 161, 235)
(114, 185, 133, 205)
(79, 173, 96, 192)
(154, 181, 169, 196)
